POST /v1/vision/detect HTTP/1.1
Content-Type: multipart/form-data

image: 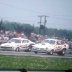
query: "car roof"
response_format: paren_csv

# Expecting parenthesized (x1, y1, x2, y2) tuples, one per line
(11, 37, 28, 41)
(45, 38, 62, 41)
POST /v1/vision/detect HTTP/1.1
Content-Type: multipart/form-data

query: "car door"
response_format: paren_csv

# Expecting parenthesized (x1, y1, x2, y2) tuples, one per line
(22, 40, 29, 48)
(55, 41, 63, 51)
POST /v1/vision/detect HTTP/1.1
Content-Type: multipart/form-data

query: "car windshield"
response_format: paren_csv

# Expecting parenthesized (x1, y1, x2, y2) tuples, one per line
(22, 40, 28, 43)
(8, 39, 21, 43)
(44, 40, 55, 44)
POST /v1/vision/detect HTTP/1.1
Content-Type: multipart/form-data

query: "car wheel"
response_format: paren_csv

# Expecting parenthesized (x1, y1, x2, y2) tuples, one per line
(24, 47, 31, 52)
(28, 45, 32, 52)
(62, 49, 66, 55)
(34, 51, 38, 54)
(49, 50, 54, 55)
(28, 48, 31, 52)
(25, 49, 29, 52)
(27, 47, 32, 52)
(57, 49, 66, 55)
(15, 47, 20, 52)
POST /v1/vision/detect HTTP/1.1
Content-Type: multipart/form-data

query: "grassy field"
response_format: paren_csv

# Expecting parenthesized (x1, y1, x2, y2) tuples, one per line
(0, 55, 71, 70)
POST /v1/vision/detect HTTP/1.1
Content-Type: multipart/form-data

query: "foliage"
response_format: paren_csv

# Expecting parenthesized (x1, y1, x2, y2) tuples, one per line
(0, 19, 5, 31)
(0, 20, 72, 40)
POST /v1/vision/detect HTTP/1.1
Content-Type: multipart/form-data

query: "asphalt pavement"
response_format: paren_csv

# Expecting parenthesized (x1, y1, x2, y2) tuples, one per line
(0, 49, 72, 58)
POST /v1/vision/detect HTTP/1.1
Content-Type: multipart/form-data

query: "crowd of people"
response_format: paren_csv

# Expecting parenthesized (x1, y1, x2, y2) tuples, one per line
(0, 30, 72, 49)
(29, 33, 48, 42)
(0, 30, 49, 44)
(0, 30, 26, 44)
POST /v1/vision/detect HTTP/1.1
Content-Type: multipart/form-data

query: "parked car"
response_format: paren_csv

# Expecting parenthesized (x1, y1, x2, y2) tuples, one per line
(32, 38, 69, 55)
(0, 37, 35, 51)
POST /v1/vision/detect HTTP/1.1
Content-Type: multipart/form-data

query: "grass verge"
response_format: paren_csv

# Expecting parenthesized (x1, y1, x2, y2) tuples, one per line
(0, 55, 71, 70)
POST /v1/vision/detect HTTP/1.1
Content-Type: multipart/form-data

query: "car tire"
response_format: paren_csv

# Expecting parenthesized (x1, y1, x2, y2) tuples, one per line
(25, 49, 29, 52)
(27, 47, 32, 52)
(24, 47, 31, 52)
(15, 47, 20, 52)
(28, 45, 33, 52)
(49, 50, 54, 55)
(28, 48, 31, 52)
(34, 51, 38, 54)
(57, 49, 66, 56)
(62, 49, 66, 55)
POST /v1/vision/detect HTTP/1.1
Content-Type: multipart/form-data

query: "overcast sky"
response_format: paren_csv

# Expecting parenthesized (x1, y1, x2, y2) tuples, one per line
(0, 0, 72, 30)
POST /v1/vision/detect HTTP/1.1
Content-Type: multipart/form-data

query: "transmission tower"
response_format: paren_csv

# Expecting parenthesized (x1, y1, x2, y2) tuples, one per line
(38, 15, 49, 35)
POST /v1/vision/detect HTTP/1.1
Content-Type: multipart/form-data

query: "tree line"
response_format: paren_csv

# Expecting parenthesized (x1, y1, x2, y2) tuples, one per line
(0, 20, 72, 40)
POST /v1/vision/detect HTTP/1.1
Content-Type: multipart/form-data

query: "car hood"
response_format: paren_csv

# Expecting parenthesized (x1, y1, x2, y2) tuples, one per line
(0, 42, 18, 47)
(33, 43, 54, 48)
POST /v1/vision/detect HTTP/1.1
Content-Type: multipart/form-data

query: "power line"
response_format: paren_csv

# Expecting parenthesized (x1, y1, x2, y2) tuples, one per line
(0, 2, 40, 14)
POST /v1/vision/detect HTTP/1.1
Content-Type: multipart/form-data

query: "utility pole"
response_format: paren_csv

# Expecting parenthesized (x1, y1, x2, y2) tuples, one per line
(38, 15, 49, 35)
(38, 16, 43, 34)
(44, 15, 48, 35)
(33, 24, 34, 33)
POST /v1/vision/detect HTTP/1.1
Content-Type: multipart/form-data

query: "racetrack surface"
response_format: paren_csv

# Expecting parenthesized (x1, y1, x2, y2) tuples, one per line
(0, 50, 72, 58)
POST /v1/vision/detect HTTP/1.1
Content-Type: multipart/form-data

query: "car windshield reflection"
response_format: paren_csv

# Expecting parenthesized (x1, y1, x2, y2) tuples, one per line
(8, 39, 21, 43)
(44, 40, 55, 44)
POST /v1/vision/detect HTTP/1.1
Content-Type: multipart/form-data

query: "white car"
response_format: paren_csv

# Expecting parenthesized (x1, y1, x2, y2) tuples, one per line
(0, 37, 35, 51)
(32, 38, 69, 55)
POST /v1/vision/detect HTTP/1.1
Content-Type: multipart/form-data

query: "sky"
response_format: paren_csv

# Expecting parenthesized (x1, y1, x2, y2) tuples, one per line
(0, 0, 72, 30)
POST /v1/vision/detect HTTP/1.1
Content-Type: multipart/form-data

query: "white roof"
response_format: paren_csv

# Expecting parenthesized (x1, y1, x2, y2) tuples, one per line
(11, 37, 28, 41)
(45, 38, 62, 41)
